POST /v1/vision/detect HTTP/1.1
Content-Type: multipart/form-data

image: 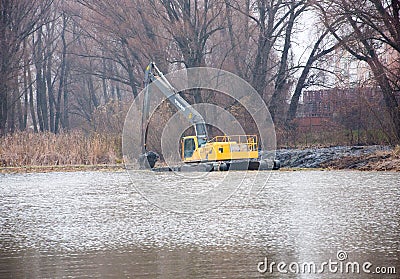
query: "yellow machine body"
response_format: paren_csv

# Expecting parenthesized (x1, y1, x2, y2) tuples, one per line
(181, 135, 259, 163)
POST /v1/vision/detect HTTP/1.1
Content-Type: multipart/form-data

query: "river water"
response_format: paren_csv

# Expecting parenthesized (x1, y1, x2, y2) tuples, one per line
(0, 170, 399, 278)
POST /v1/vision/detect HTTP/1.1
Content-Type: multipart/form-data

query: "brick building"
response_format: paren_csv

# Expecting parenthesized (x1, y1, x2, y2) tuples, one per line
(295, 87, 400, 129)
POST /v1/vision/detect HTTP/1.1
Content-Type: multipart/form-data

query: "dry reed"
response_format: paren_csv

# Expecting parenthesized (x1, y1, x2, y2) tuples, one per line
(0, 131, 122, 167)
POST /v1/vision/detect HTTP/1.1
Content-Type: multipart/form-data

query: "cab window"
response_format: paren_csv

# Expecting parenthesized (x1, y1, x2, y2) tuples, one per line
(184, 138, 195, 158)
(197, 137, 207, 147)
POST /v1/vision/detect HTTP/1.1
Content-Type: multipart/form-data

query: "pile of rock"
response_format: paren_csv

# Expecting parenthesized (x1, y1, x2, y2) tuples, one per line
(275, 145, 393, 169)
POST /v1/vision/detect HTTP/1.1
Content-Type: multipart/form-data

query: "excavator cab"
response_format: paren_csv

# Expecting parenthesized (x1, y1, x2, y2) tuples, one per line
(181, 123, 207, 160)
(182, 136, 198, 159)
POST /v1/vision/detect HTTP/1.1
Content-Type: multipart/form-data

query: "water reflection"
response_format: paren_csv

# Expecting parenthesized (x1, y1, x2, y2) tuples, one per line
(0, 171, 399, 278)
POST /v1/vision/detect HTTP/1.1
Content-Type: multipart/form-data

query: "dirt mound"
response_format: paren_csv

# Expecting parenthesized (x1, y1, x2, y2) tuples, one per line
(321, 148, 400, 171)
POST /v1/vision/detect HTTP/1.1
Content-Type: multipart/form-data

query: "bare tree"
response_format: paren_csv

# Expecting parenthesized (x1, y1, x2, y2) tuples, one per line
(225, 0, 307, 122)
(286, 27, 339, 123)
(316, 0, 400, 143)
(0, 0, 53, 135)
(269, 0, 307, 123)
(148, 0, 225, 103)
(74, 0, 167, 99)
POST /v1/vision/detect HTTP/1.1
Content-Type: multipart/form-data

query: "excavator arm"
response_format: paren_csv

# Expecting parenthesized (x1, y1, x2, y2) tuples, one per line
(142, 62, 208, 146)
(140, 62, 208, 168)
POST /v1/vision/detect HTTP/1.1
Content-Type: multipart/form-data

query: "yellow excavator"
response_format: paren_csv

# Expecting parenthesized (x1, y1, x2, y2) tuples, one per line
(139, 62, 279, 171)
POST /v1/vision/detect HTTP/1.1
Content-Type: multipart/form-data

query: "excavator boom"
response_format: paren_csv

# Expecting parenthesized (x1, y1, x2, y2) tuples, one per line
(143, 62, 207, 144)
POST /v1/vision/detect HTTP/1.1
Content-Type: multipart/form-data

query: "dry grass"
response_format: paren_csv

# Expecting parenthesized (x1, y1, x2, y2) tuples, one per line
(393, 145, 400, 158)
(0, 131, 122, 167)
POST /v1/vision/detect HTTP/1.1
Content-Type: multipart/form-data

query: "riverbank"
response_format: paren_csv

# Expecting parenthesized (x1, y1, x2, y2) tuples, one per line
(2, 132, 399, 173)
(276, 145, 400, 171)
(0, 164, 125, 174)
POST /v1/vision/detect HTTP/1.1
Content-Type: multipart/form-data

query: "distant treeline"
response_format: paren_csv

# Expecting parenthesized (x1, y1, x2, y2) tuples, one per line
(0, 0, 399, 144)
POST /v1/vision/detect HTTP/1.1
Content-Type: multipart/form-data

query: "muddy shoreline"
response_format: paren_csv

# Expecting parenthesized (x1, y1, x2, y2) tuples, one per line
(0, 164, 125, 174)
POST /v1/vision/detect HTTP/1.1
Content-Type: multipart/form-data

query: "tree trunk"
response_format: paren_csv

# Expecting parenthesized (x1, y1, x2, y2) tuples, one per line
(367, 55, 400, 142)
(0, 80, 7, 136)
(63, 60, 69, 131)
(251, 1, 274, 101)
(121, 39, 138, 98)
(46, 47, 55, 132)
(15, 74, 23, 131)
(27, 55, 38, 133)
(102, 56, 109, 104)
(55, 14, 67, 133)
(87, 75, 99, 108)
(22, 43, 28, 130)
(23, 75, 28, 130)
(34, 28, 49, 131)
(116, 83, 121, 101)
(8, 83, 15, 133)
(269, 7, 296, 124)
